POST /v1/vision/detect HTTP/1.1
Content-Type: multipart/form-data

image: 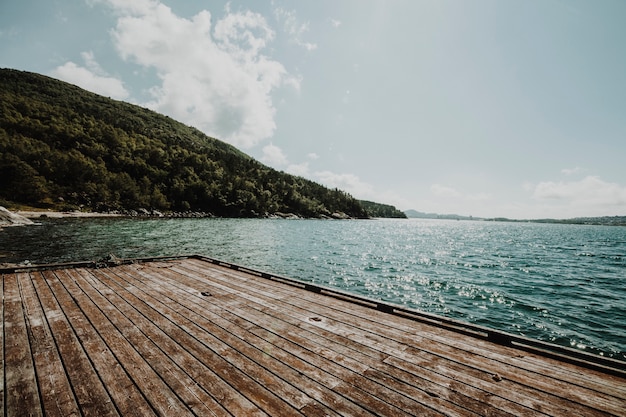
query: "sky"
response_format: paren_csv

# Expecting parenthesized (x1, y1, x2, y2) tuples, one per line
(1, 0, 626, 219)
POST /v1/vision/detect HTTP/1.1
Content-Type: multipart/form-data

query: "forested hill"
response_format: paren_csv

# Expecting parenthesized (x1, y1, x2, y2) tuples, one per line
(360, 200, 407, 218)
(0, 69, 401, 218)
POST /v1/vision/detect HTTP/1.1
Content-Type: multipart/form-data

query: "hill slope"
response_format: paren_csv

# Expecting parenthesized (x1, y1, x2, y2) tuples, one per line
(360, 200, 406, 218)
(1, 69, 378, 218)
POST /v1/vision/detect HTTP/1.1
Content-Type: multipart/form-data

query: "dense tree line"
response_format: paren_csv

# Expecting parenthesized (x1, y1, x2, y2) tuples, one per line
(0, 69, 401, 218)
(359, 200, 407, 218)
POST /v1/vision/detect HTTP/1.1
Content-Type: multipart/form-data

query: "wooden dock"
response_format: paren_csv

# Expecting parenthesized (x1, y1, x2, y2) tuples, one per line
(2, 255, 625, 416)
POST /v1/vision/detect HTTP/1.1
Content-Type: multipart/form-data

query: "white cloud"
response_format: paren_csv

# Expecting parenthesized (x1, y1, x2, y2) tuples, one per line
(532, 176, 626, 208)
(286, 162, 310, 177)
(261, 148, 322, 177)
(98, 0, 298, 148)
(52, 52, 129, 100)
(256, 147, 379, 201)
(274, 7, 317, 51)
(282, 73, 303, 93)
(330, 19, 342, 28)
(261, 143, 288, 166)
(314, 171, 375, 198)
(80, 51, 103, 74)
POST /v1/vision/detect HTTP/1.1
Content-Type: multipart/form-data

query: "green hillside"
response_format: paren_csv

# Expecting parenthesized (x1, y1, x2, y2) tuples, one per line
(0, 69, 387, 218)
(360, 200, 406, 218)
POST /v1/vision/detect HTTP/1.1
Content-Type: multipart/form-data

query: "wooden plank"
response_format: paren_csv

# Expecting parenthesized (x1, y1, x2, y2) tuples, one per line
(222, 263, 626, 417)
(91, 264, 346, 415)
(133, 262, 490, 417)
(184, 260, 544, 415)
(275, 285, 626, 414)
(164, 262, 530, 416)
(184, 260, 626, 389)
(188, 258, 626, 399)
(71, 267, 245, 417)
(52, 268, 191, 416)
(114, 264, 428, 417)
(4, 273, 43, 417)
(4, 258, 624, 417)
(100, 265, 314, 416)
(171, 264, 519, 413)
(217, 293, 524, 416)
(18, 272, 80, 417)
(123, 264, 365, 417)
(186, 268, 485, 417)
(177, 259, 626, 417)
(34, 270, 127, 417)
(246, 312, 532, 417)
(304, 288, 626, 399)
(397, 342, 626, 416)
(229, 263, 626, 415)
(265, 287, 625, 416)
(132, 262, 451, 416)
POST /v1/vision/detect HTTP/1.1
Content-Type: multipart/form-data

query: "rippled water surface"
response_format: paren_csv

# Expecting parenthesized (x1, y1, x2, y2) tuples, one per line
(2, 217, 625, 360)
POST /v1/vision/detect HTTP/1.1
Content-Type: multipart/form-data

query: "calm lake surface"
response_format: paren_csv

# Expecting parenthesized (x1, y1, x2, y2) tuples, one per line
(2, 217, 625, 360)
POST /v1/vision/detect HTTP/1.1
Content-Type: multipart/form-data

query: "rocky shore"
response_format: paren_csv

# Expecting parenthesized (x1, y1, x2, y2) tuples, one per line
(1, 206, 357, 227)
(0, 206, 35, 227)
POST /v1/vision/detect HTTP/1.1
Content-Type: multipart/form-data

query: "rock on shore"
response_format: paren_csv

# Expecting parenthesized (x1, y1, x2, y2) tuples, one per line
(0, 206, 35, 227)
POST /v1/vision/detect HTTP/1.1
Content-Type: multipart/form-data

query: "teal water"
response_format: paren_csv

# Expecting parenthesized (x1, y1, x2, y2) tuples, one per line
(2, 217, 625, 360)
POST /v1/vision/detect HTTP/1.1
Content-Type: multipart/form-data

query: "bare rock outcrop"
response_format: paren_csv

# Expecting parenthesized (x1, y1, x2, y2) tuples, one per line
(0, 206, 35, 227)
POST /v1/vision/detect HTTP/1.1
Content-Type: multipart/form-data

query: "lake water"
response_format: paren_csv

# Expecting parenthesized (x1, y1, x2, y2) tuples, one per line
(1, 217, 625, 361)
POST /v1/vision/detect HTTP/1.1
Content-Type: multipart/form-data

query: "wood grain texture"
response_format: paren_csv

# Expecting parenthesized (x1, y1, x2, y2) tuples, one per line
(2, 258, 625, 416)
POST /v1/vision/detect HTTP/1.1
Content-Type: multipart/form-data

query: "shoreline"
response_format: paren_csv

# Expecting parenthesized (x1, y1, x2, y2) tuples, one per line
(16, 210, 123, 219)
(1, 207, 124, 229)
(11, 209, 356, 221)
(2, 206, 365, 224)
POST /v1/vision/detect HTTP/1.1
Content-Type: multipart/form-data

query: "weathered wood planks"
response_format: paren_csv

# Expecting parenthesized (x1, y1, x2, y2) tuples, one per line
(4, 273, 43, 417)
(1, 257, 625, 416)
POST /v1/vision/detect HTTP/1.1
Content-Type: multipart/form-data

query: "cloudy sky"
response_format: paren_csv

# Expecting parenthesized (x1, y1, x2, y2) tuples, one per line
(2, 0, 625, 219)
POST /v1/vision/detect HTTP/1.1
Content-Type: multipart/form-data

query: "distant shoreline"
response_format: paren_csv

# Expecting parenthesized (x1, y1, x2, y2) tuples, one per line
(4, 208, 625, 226)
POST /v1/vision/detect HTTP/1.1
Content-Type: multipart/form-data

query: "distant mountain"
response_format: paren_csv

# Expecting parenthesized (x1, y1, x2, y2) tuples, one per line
(0, 69, 406, 218)
(404, 209, 626, 226)
(404, 209, 478, 220)
(404, 209, 436, 219)
(493, 216, 626, 226)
